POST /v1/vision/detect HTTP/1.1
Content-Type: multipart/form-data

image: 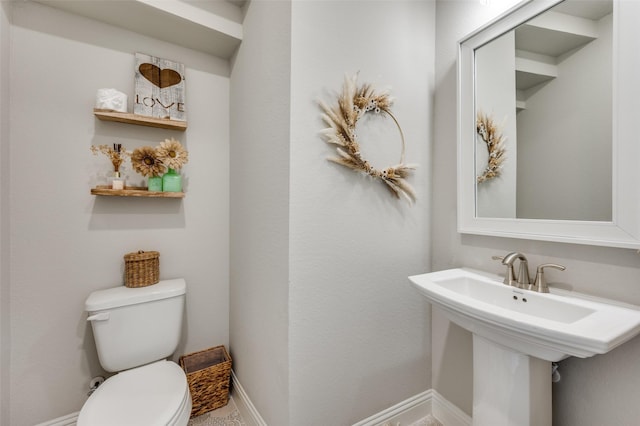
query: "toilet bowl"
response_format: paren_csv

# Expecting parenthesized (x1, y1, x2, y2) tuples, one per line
(78, 360, 191, 426)
(79, 279, 190, 425)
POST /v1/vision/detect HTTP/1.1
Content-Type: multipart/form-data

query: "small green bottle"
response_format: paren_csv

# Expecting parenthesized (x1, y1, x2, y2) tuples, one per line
(162, 168, 182, 192)
(148, 176, 163, 192)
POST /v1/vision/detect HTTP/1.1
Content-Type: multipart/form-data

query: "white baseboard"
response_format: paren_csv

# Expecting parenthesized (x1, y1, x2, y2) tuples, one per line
(231, 370, 268, 426)
(351, 389, 472, 426)
(33, 412, 79, 426)
(352, 390, 433, 426)
(431, 391, 472, 426)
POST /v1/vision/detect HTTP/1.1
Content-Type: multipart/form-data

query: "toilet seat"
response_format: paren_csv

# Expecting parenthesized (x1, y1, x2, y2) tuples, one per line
(78, 360, 191, 426)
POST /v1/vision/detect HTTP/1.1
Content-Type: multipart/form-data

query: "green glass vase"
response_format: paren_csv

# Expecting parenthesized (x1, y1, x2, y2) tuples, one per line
(148, 176, 162, 192)
(162, 168, 182, 192)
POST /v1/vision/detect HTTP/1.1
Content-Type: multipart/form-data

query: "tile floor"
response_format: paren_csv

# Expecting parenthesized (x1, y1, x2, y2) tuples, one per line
(188, 397, 247, 426)
(187, 398, 442, 426)
(409, 415, 443, 426)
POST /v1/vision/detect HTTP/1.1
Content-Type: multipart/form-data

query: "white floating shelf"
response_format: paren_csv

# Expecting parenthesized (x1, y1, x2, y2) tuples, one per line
(36, 0, 243, 59)
(513, 6, 610, 105)
(515, 11, 598, 57)
(515, 54, 558, 91)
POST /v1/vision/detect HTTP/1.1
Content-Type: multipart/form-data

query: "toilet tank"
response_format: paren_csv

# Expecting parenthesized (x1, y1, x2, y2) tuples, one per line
(86, 278, 186, 372)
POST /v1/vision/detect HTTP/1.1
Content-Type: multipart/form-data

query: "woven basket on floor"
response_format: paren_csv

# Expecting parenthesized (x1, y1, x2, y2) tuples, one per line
(123, 250, 159, 288)
(180, 345, 232, 417)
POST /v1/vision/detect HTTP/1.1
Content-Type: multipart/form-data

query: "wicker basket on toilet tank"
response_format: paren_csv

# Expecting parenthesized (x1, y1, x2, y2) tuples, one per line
(180, 345, 232, 417)
(123, 250, 160, 288)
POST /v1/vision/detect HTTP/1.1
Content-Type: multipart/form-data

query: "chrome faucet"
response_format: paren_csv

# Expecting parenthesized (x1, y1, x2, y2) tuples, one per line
(494, 253, 566, 292)
(494, 252, 530, 288)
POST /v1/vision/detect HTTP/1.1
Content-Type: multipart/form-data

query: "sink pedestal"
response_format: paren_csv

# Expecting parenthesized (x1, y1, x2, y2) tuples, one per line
(473, 336, 551, 426)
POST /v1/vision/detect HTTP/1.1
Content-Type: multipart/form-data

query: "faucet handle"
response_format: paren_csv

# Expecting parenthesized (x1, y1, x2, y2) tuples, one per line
(492, 255, 516, 286)
(530, 263, 566, 293)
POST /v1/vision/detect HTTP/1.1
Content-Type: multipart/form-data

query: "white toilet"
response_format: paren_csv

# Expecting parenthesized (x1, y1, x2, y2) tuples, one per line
(78, 278, 191, 426)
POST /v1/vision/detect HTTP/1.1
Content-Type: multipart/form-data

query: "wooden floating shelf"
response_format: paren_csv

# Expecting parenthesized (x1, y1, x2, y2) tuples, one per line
(94, 109, 187, 131)
(91, 185, 185, 198)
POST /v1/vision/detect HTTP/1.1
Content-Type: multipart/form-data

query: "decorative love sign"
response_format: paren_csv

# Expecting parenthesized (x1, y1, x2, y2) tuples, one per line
(134, 53, 186, 121)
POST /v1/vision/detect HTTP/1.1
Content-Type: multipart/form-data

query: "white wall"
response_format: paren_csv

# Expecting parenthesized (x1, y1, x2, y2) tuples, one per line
(434, 0, 640, 423)
(230, 1, 434, 425)
(517, 14, 612, 221)
(7, 3, 230, 424)
(0, 2, 10, 425)
(289, 1, 434, 424)
(229, 1, 291, 425)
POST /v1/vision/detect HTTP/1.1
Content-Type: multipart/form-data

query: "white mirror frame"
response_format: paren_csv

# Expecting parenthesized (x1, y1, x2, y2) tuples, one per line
(458, 0, 640, 249)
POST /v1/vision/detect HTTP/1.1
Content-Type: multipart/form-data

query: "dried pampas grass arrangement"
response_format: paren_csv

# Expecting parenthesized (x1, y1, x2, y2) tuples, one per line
(91, 143, 130, 174)
(319, 73, 418, 203)
(476, 111, 506, 183)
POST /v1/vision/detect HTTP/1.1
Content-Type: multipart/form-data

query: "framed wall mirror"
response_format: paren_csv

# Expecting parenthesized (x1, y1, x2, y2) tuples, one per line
(457, 0, 640, 249)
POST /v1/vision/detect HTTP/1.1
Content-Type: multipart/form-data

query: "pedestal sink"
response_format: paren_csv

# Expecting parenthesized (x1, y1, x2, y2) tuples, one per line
(409, 268, 640, 426)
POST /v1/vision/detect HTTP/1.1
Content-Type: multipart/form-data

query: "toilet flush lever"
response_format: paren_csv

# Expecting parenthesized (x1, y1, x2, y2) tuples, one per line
(87, 312, 110, 322)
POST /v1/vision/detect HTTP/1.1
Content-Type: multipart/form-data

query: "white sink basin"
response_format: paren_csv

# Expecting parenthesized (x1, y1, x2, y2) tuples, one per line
(409, 268, 640, 361)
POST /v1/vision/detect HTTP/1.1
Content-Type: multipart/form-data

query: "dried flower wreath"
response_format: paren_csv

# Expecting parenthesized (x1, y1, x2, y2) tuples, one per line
(319, 74, 417, 203)
(476, 111, 506, 184)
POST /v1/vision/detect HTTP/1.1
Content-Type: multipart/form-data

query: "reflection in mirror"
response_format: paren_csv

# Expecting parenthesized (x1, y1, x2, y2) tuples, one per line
(458, 0, 640, 248)
(474, 0, 613, 221)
